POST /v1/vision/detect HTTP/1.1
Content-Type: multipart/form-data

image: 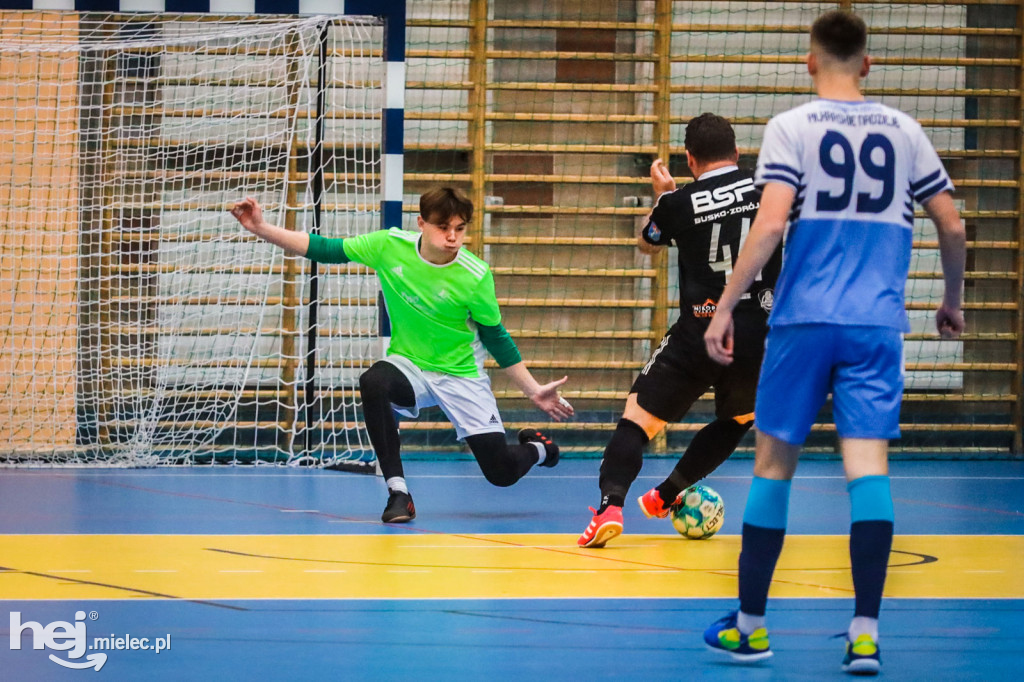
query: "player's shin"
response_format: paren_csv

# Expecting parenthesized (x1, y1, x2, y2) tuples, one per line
(848, 476, 894, 628)
(359, 363, 415, 482)
(659, 416, 752, 503)
(597, 418, 649, 510)
(738, 477, 791, 620)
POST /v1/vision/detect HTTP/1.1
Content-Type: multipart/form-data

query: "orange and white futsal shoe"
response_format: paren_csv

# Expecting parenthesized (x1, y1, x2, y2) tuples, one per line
(577, 505, 623, 548)
(636, 488, 678, 519)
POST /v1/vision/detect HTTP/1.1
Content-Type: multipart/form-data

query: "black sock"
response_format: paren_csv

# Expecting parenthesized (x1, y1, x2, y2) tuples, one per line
(850, 520, 894, 619)
(658, 418, 752, 503)
(656, 476, 687, 507)
(738, 523, 787, 617)
(598, 493, 625, 513)
(597, 418, 649, 509)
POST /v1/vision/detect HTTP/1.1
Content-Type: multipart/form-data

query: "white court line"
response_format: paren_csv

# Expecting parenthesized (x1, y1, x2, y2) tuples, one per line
(280, 510, 320, 513)
(965, 570, 1004, 574)
(133, 570, 177, 573)
(303, 569, 347, 573)
(48, 569, 91, 573)
(219, 570, 263, 573)
(387, 569, 431, 574)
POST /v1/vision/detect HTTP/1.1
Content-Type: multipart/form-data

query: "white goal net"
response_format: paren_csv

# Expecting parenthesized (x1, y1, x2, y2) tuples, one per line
(0, 11, 384, 466)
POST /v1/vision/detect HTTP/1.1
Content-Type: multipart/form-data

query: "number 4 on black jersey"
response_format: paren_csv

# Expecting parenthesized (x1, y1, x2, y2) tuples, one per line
(642, 166, 782, 323)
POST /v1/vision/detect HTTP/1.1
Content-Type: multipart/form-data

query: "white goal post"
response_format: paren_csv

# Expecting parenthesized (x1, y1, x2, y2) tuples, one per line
(0, 6, 403, 467)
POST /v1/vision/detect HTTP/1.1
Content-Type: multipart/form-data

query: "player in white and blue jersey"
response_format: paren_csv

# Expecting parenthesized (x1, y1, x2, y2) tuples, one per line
(701, 11, 967, 675)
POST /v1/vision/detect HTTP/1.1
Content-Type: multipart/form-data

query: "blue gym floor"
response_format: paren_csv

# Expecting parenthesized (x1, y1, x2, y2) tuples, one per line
(2, 458, 1022, 680)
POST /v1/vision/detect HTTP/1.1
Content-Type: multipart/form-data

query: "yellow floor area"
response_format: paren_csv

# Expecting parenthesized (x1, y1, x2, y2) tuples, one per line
(1, 533, 1020, 601)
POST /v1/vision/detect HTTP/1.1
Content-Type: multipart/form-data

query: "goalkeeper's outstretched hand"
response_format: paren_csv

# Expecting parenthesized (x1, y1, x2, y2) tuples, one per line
(230, 197, 266, 234)
(531, 375, 574, 422)
(229, 197, 310, 256)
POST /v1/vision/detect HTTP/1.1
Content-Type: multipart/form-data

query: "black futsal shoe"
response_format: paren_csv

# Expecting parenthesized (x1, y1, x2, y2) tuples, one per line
(518, 428, 560, 468)
(381, 491, 416, 523)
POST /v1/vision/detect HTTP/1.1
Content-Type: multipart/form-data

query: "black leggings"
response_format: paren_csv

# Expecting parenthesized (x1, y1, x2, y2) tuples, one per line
(465, 432, 539, 487)
(359, 361, 539, 487)
(359, 362, 415, 481)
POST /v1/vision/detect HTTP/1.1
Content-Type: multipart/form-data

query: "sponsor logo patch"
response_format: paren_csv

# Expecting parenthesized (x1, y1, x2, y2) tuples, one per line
(692, 298, 717, 318)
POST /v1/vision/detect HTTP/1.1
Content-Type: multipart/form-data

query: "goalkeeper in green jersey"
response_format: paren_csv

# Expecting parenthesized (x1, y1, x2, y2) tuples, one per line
(231, 187, 574, 523)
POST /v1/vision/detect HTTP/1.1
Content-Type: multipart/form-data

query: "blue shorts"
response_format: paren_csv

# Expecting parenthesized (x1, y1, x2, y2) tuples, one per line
(755, 325, 904, 445)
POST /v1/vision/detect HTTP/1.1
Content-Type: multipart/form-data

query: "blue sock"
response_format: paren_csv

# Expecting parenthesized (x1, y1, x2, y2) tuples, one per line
(738, 477, 791, 617)
(848, 475, 894, 619)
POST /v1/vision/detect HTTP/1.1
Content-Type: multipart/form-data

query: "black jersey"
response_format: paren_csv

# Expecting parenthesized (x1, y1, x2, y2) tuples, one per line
(642, 166, 781, 322)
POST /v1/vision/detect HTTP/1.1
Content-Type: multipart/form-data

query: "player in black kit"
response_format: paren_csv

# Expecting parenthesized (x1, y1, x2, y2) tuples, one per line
(578, 113, 782, 548)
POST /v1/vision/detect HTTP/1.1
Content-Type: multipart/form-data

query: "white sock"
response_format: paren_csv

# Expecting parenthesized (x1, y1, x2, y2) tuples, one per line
(848, 616, 878, 642)
(386, 477, 408, 494)
(737, 611, 765, 635)
(529, 441, 546, 464)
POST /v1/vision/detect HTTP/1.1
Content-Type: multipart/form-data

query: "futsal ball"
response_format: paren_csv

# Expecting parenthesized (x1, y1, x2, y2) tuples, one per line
(670, 484, 724, 539)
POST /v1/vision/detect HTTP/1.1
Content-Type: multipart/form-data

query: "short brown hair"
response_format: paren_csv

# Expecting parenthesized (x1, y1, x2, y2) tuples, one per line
(419, 186, 473, 225)
(684, 113, 736, 164)
(811, 10, 867, 61)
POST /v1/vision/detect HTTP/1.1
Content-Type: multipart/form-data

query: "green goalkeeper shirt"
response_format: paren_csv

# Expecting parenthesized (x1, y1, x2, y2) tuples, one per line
(307, 228, 512, 378)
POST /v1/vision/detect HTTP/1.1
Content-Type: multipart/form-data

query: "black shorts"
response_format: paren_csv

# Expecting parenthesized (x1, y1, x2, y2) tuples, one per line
(630, 314, 766, 423)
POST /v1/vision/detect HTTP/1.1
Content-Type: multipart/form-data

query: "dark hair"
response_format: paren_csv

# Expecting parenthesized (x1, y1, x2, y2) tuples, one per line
(683, 113, 736, 163)
(811, 10, 867, 61)
(419, 186, 474, 225)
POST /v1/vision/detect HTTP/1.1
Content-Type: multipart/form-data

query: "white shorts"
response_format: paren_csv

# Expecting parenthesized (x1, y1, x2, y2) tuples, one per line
(383, 354, 505, 440)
